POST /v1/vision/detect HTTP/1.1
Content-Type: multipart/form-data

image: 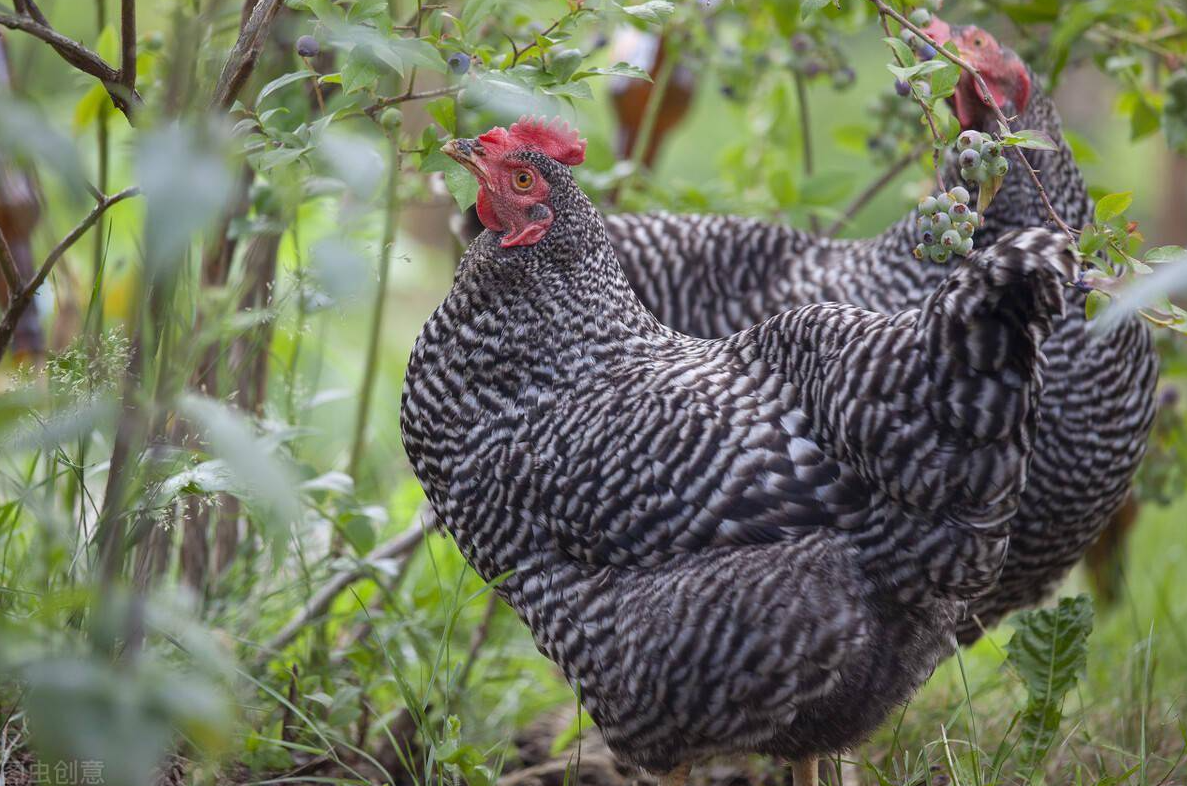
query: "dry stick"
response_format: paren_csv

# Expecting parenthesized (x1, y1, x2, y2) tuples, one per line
(256, 516, 428, 663)
(0, 10, 140, 119)
(119, 0, 135, 93)
(868, 0, 1076, 240)
(826, 143, 926, 237)
(366, 84, 460, 117)
(0, 227, 20, 294)
(345, 139, 401, 485)
(0, 187, 140, 361)
(793, 70, 820, 234)
(209, 0, 284, 111)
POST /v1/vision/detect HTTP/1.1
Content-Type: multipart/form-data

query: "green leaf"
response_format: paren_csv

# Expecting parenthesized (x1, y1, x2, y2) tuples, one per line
(882, 37, 915, 68)
(576, 62, 652, 82)
(543, 81, 593, 101)
(1147, 245, 1187, 265)
(443, 160, 479, 209)
(389, 37, 448, 73)
(1094, 191, 1133, 224)
(800, 0, 836, 20)
(1002, 128, 1057, 151)
(342, 48, 383, 94)
(461, 0, 502, 33)
(257, 69, 316, 104)
(340, 514, 376, 555)
(929, 61, 962, 101)
(1078, 223, 1107, 256)
(73, 82, 116, 131)
(1085, 289, 1108, 320)
(426, 97, 457, 135)
(620, 0, 675, 24)
(1006, 595, 1094, 774)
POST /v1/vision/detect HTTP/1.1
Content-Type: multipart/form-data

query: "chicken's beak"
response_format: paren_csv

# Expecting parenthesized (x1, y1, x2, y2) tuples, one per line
(443, 138, 491, 185)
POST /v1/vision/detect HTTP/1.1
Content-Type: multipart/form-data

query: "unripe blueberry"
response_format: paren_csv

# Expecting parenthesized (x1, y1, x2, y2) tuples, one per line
(900, 30, 917, 46)
(895, 79, 911, 97)
(981, 140, 1002, 157)
(941, 229, 961, 248)
(958, 237, 974, 255)
(951, 204, 970, 220)
(930, 246, 952, 263)
(967, 210, 980, 227)
(933, 212, 953, 231)
(296, 35, 320, 58)
(803, 60, 823, 78)
(918, 215, 934, 232)
(991, 156, 1009, 177)
(959, 149, 981, 169)
(960, 166, 976, 182)
(833, 67, 856, 89)
(919, 195, 939, 215)
(791, 33, 812, 53)
(910, 8, 931, 26)
(379, 107, 403, 130)
(957, 130, 982, 150)
(936, 193, 953, 212)
(957, 221, 975, 239)
(448, 52, 472, 75)
(949, 186, 970, 204)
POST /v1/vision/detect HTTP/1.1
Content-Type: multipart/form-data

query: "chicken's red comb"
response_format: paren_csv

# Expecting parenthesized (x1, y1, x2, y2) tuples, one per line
(475, 116, 587, 166)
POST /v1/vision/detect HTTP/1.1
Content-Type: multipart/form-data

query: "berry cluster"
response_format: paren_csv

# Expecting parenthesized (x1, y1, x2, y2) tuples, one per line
(790, 33, 856, 90)
(956, 130, 1009, 185)
(914, 186, 980, 263)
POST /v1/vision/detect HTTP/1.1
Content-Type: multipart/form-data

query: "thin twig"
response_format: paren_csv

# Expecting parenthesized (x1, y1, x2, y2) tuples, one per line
(345, 138, 401, 489)
(793, 70, 820, 234)
(209, 0, 284, 110)
(0, 10, 141, 118)
(0, 227, 21, 294)
(869, 0, 1075, 239)
(119, 0, 136, 93)
(826, 143, 926, 236)
(877, 11, 946, 192)
(365, 84, 460, 118)
(0, 187, 140, 360)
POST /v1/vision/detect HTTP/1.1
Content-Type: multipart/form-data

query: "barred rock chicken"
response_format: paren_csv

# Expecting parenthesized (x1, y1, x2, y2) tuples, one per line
(602, 23, 1159, 641)
(401, 116, 1078, 784)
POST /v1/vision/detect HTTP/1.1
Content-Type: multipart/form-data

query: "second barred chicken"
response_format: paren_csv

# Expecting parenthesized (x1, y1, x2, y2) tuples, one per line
(603, 22, 1158, 641)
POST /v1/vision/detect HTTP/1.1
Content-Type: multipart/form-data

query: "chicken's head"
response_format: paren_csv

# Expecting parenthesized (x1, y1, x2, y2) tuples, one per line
(443, 116, 587, 248)
(924, 20, 1031, 131)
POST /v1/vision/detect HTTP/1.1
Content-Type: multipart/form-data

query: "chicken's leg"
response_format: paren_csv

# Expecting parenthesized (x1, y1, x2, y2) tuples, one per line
(790, 758, 818, 786)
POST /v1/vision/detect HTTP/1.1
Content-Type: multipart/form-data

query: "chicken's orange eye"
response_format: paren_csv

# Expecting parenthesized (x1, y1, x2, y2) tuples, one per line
(513, 170, 534, 191)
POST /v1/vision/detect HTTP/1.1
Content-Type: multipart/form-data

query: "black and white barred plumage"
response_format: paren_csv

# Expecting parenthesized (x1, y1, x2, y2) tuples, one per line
(402, 144, 1077, 772)
(603, 80, 1159, 642)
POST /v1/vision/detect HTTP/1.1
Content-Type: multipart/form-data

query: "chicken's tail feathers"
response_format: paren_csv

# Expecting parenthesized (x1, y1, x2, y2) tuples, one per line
(919, 227, 1076, 370)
